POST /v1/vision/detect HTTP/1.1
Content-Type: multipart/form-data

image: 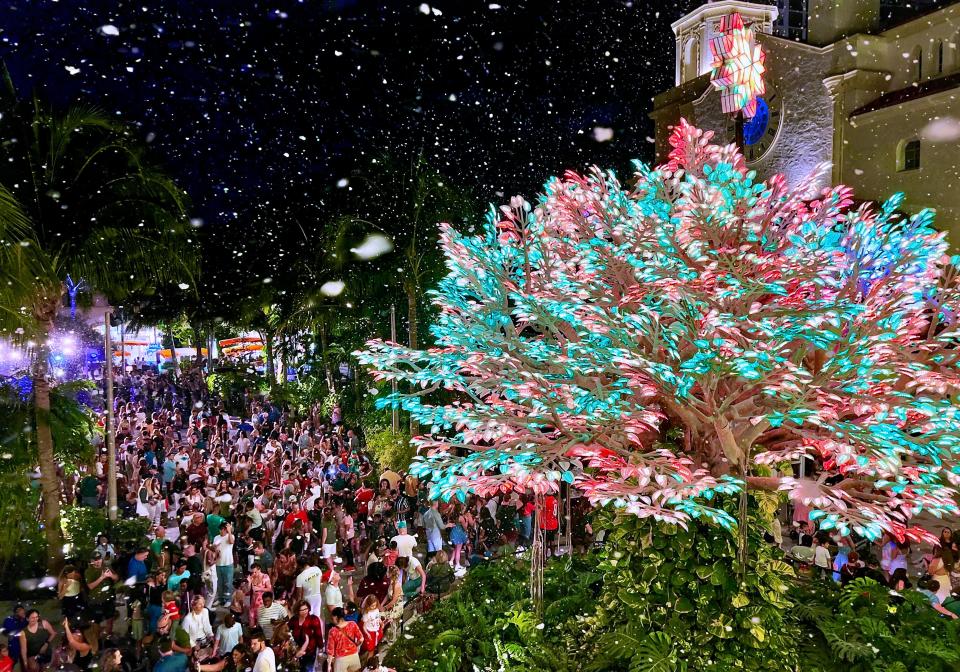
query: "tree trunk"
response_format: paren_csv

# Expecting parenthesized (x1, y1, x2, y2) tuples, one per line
(280, 335, 289, 385)
(319, 319, 332, 392)
(263, 331, 275, 386)
(32, 291, 64, 571)
(166, 325, 179, 379)
(406, 285, 420, 436)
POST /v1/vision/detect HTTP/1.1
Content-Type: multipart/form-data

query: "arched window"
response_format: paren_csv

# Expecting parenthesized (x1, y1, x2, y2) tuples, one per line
(938, 40, 944, 74)
(898, 139, 921, 172)
(683, 36, 700, 81)
(913, 45, 924, 81)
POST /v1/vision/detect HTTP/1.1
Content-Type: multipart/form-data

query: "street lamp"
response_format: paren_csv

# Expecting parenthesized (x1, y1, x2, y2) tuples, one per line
(80, 295, 118, 522)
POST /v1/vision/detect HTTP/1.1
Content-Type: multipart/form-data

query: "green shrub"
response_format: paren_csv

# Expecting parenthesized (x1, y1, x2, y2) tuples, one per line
(208, 368, 264, 415)
(0, 476, 46, 591)
(385, 556, 586, 672)
(61, 506, 151, 563)
(576, 505, 800, 672)
(793, 577, 960, 672)
(364, 427, 415, 472)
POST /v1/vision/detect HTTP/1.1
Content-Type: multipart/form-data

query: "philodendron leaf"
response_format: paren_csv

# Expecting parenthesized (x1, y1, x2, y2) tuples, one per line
(631, 632, 676, 672)
(707, 613, 735, 639)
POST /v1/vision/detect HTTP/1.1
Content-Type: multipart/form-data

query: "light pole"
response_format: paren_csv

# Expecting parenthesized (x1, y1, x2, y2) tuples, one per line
(103, 308, 117, 521)
(83, 296, 118, 521)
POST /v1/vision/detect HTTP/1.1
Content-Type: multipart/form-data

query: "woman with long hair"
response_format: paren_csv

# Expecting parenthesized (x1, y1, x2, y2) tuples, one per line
(58, 566, 85, 619)
(98, 649, 123, 672)
(449, 504, 469, 571)
(928, 546, 953, 603)
(359, 595, 383, 657)
(274, 546, 298, 600)
(62, 617, 99, 671)
(382, 566, 404, 639)
(18, 610, 56, 672)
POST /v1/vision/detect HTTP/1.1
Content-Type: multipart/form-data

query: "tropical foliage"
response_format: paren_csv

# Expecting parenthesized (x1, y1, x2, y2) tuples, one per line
(61, 505, 152, 564)
(0, 378, 99, 584)
(0, 69, 198, 564)
(577, 509, 799, 672)
(365, 427, 416, 473)
(794, 577, 960, 672)
(384, 555, 597, 672)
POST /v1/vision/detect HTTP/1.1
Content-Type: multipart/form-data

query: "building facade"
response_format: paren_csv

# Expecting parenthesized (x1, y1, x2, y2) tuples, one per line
(651, 0, 960, 242)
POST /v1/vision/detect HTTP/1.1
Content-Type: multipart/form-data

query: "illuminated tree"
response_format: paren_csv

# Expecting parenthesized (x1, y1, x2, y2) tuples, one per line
(357, 120, 960, 546)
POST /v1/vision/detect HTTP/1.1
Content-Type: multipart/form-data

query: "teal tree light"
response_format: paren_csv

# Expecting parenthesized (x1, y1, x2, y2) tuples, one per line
(356, 120, 960, 544)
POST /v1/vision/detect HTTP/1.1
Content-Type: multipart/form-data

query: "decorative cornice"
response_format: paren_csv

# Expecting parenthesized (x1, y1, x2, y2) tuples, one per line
(671, 1, 778, 36)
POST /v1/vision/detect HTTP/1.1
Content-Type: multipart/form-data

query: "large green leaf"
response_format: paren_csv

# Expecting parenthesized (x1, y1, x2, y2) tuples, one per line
(631, 632, 676, 672)
(706, 613, 735, 639)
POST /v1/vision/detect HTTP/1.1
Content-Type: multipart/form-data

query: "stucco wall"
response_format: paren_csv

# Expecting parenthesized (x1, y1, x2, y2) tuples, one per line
(690, 35, 836, 193)
(846, 91, 960, 244)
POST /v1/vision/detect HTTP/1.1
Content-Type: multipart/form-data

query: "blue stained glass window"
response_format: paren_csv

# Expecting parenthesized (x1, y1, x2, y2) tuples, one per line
(743, 97, 769, 146)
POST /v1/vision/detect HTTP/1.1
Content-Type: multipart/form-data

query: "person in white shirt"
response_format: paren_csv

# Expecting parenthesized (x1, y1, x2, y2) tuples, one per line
(250, 631, 276, 672)
(304, 482, 322, 512)
(181, 596, 214, 646)
(294, 559, 324, 618)
(174, 448, 191, 473)
(214, 612, 243, 656)
(390, 521, 418, 559)
(322, 570, 355, 621)
(395, 555, 427, 598)
(422, 502, 445, 556)
(813, 536, 832, 578)
(214, 523, 235, 606)
(485, 495, 499, 520)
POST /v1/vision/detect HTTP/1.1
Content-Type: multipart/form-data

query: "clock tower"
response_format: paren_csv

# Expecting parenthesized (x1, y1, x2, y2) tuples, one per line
(651, 1, 837, 192)
(651, 0, 960, 245)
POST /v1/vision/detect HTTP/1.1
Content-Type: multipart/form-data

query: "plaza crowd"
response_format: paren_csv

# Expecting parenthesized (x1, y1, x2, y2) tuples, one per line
(1, 359, 590, 672)
(787, 504, 960, 618)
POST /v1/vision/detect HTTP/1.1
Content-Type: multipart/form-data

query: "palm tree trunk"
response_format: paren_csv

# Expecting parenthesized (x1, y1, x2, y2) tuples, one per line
(166, 324, 179, 379)
(263, 331, 275, 386)
(32, 293, 64, 570)
(319, 319, 332, 392)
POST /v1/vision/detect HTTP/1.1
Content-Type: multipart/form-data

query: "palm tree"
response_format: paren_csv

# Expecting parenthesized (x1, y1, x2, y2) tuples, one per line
(0, 70, 198, 567)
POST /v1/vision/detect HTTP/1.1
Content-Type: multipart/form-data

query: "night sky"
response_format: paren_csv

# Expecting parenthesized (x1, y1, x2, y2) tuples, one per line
(1, 0, 698, 307)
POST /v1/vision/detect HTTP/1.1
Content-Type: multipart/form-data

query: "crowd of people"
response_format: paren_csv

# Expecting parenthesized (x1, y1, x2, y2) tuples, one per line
(2, 359, 592, 672)
(788, 516, 960, 618)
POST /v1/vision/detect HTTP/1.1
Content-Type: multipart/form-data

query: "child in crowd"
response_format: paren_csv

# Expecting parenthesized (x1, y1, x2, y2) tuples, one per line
(360, 595, 383, 654)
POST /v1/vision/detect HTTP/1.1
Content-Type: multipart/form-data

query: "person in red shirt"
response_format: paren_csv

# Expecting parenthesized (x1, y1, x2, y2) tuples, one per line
(284, 502, 309, 533)
(539, 495, 559, 556)
(326, 607, 363, 672)
(185, 513, 208, 549)
(354, 484, 374, 522)
(0, 641, 14, 672)
(290, 600, 324, 672)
